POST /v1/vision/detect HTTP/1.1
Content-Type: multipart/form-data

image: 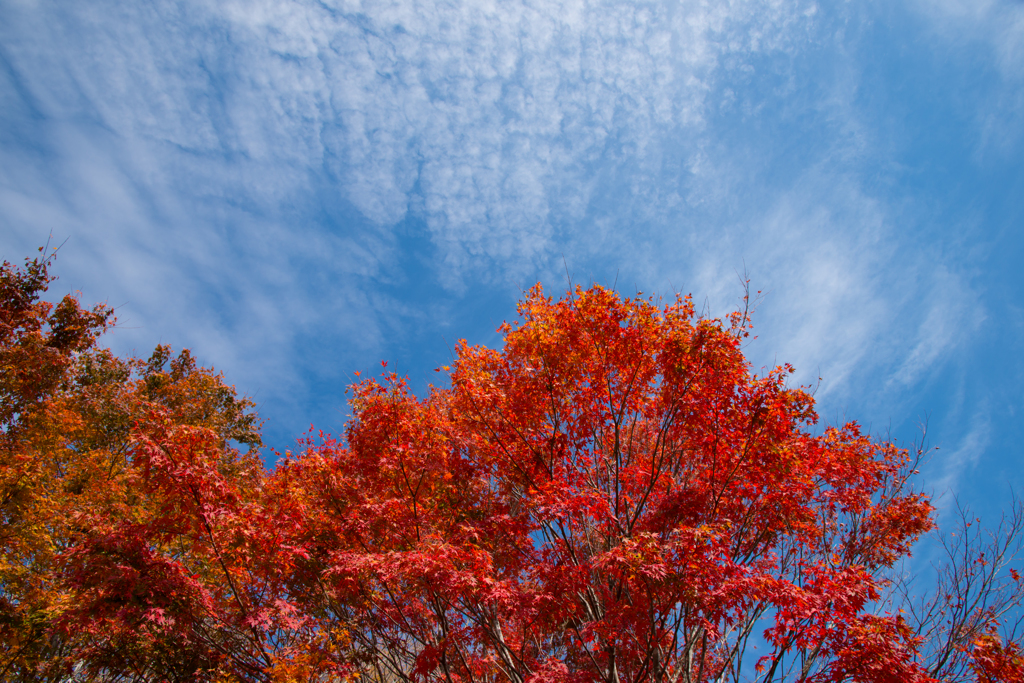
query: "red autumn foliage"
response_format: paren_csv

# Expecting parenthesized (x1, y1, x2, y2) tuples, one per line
(3, 252, 1023, 682)
(269, 284, 940, 683)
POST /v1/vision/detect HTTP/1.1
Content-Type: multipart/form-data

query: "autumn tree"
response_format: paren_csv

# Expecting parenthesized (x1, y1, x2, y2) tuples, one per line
(0, 250, 267, 681)
(269, 284, 1024, 683)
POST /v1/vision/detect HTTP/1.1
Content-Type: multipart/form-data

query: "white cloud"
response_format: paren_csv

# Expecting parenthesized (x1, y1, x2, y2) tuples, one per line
(0, 0, 1007, 455)
(0, 0, 826, 352)
(209, 0, 823, 283)
(889, 267, 985, 389)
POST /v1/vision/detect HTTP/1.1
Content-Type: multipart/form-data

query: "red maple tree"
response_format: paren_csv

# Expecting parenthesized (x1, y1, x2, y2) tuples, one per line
(268, 284, 1018, 682)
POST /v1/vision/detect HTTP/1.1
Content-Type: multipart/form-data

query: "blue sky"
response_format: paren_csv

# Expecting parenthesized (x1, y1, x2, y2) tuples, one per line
(2, 0, 1022, 524)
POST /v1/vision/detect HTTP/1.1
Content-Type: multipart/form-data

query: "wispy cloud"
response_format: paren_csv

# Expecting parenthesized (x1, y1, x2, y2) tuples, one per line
(0, 0, 1016, 465)
(0, 0, 823, 419)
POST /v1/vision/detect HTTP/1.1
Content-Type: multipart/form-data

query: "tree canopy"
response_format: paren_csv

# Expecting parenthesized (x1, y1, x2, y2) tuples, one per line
(1, 251, 1022, 682)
